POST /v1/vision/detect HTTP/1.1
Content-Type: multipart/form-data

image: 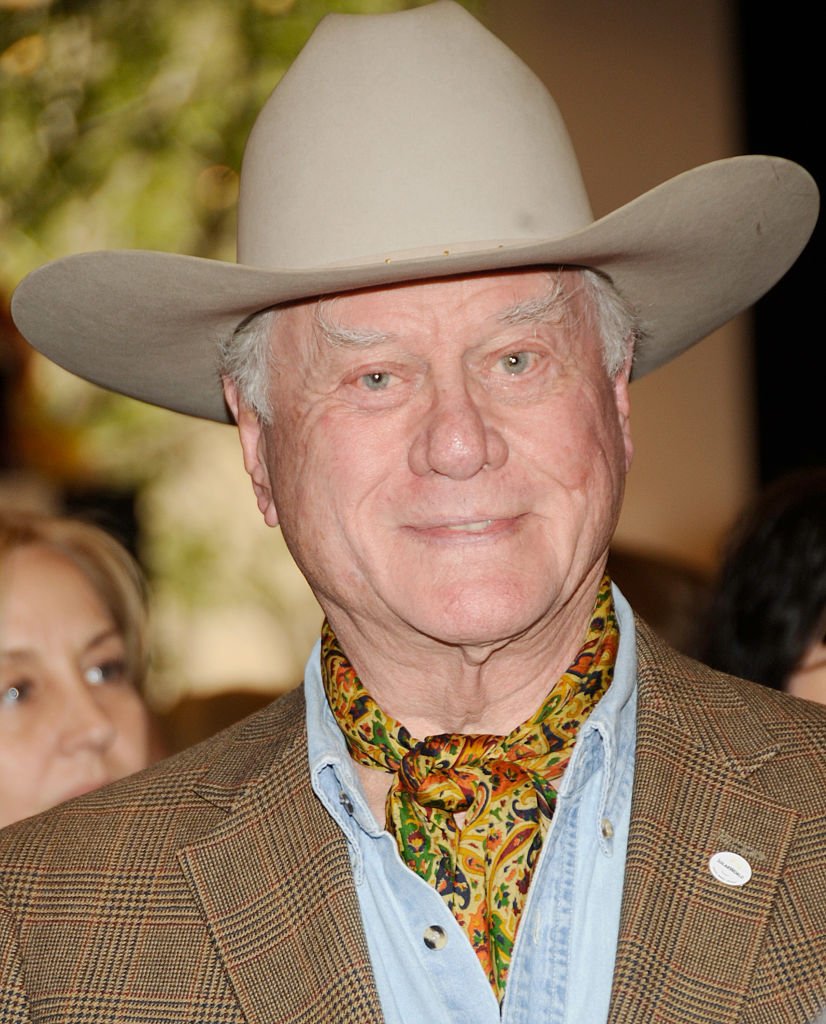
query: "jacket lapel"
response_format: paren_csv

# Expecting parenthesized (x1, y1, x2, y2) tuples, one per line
(177, 687, 384, 1024)
(608, 622, 799, 1024)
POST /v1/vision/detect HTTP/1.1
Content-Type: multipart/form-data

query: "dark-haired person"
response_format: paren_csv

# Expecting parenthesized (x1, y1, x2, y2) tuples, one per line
(701, 468, 826, 703)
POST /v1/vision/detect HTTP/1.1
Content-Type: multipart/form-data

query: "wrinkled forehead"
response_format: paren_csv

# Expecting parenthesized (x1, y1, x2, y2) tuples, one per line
(274, 265, 592, 346)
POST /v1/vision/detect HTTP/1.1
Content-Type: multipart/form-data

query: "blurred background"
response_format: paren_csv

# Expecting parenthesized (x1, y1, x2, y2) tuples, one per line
(1, 0, 822, 748)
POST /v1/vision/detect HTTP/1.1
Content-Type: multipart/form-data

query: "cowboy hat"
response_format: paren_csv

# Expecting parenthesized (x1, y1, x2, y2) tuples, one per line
(10, 0, 819, 423)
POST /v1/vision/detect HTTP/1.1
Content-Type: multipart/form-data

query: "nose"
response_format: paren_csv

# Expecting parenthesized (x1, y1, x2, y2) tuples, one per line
(408, 380, 508, 479)
(59, 685, 117, 757)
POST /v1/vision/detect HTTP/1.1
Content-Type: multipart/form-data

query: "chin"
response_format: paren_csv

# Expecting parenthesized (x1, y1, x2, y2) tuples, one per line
(407, 586, 549, 649)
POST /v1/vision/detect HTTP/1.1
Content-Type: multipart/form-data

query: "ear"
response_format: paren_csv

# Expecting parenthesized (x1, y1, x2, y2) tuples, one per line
(222, 376, 280, 528)
(613, 350, 634, 472)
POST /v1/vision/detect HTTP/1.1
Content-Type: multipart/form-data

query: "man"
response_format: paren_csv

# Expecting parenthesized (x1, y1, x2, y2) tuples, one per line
(1, 3, 824, 1023)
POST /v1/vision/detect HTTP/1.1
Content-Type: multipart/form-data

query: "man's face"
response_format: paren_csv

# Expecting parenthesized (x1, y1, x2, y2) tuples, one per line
(229, 269, 633, 651)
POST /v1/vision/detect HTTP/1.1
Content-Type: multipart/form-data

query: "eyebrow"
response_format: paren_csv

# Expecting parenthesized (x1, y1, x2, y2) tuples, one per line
(83, 627, 123, 653)
(497, 277, 574, 327)
(312, 274, 577, 348)
(0, 627, 122, 662)
(314, 301, 395, 349)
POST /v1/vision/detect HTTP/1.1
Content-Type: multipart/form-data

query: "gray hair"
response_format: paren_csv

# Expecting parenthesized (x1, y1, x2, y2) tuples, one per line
(218, 267, 640, 424)
(218, 306, 280, 423)
(579, 268, 641, 377)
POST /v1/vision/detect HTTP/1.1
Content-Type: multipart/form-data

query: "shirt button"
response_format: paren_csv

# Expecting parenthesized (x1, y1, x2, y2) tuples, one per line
(339, 791, 354, 815)
(423, 925, 448, 950)
(600, 817, 614, 840)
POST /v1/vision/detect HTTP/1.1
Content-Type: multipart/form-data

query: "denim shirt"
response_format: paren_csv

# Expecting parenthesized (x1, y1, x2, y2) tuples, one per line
(306, 585, 638, 1024)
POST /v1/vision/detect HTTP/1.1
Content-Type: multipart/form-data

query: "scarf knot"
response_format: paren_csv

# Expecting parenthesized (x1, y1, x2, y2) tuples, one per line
(399, 735, 510, 816)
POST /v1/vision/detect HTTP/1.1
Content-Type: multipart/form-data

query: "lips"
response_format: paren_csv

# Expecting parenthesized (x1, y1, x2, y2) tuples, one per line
(407, 514, 523, 539)
(443, 519, 493, 533)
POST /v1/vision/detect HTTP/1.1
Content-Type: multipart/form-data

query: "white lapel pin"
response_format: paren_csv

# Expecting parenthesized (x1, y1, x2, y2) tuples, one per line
(709, 850, 752, 887)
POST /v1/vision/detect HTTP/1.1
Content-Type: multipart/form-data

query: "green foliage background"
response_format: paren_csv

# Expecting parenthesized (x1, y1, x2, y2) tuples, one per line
(2, 0, 478, 282)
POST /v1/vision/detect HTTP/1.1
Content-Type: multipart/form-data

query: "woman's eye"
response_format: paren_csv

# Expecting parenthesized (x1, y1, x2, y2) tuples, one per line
(1, 682, 29, 706)
(84, 659, 127, 686)
(499, 351, 533, 375)
(360, 371, 392, 391)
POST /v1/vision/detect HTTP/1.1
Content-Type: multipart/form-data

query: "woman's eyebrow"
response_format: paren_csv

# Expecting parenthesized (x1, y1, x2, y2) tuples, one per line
(83, 627, 122, 654)
(0, 647, 34, 662)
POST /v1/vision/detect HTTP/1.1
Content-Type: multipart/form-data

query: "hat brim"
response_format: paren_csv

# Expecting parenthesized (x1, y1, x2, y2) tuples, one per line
(11, 154, 819, 423)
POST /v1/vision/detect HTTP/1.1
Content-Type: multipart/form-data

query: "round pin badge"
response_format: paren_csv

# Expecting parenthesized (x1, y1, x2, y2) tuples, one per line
(709, 850, 752, 887)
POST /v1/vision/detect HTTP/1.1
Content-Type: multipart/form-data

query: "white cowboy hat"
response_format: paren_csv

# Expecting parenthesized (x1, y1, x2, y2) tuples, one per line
(10, 0, 819, 423)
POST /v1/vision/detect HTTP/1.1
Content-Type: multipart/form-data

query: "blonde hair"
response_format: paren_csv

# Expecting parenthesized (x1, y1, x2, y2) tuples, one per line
(0, 511, 149, 688)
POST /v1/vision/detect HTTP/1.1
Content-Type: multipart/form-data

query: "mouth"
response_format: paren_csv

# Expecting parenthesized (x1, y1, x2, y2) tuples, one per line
(443, 519, 494, 533)
(408, 515, 523, 540)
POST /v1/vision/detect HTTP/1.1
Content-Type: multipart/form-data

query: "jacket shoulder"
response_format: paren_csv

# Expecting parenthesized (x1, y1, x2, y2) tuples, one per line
(635, 617, 826, 810)
(0, 684, 308, 861)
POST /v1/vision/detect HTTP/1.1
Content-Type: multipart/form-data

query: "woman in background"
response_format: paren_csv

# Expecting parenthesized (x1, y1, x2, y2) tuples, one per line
(0, 510, 158, 827)
(701, 468, 826, 703)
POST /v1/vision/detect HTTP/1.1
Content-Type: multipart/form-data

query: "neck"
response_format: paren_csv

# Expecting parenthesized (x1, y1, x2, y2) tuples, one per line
(323, 571, 605, 739)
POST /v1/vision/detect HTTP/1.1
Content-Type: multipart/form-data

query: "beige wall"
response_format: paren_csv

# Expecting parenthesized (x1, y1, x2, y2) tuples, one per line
(484, 0, 755, 571)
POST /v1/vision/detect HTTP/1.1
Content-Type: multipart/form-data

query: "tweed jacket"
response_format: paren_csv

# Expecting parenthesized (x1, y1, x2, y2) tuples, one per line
(1, 620, 825, 1024)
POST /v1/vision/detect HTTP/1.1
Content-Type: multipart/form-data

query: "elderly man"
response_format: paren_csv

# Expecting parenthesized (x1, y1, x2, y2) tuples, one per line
(1, 3, 824, 1023)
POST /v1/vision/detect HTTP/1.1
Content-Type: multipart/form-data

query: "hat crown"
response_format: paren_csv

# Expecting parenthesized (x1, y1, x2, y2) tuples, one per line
(237, 0, 593, 269)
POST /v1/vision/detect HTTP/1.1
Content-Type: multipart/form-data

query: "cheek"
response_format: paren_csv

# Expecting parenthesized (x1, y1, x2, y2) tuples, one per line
(0, 726, 48, 825)
(266, 413, 328, 521)
(529, 383, 626, 495)
(0, 713, 49, 757)
(104, 692, 153, 769)
(0, 731, 30, 771)
(277, 409, 399, 517)
(272, 390, 352, 475)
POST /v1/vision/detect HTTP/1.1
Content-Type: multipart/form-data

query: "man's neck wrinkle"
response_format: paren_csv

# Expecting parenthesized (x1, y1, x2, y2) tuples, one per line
(334, 629, 585, 739)
(322, 568, 604, 736)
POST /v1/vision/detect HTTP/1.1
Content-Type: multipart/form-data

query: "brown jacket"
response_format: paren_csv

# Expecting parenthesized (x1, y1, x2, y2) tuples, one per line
(1, 621, 825, 1023)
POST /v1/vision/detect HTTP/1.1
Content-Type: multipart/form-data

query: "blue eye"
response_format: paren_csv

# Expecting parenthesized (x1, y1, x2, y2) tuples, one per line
(2, 683, 27, 706)
(500, 352, 532, 374)
(361, 372, 392, 390)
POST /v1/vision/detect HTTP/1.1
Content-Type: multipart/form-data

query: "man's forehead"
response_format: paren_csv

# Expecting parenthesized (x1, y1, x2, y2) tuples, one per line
(287, 266, 584, 338)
